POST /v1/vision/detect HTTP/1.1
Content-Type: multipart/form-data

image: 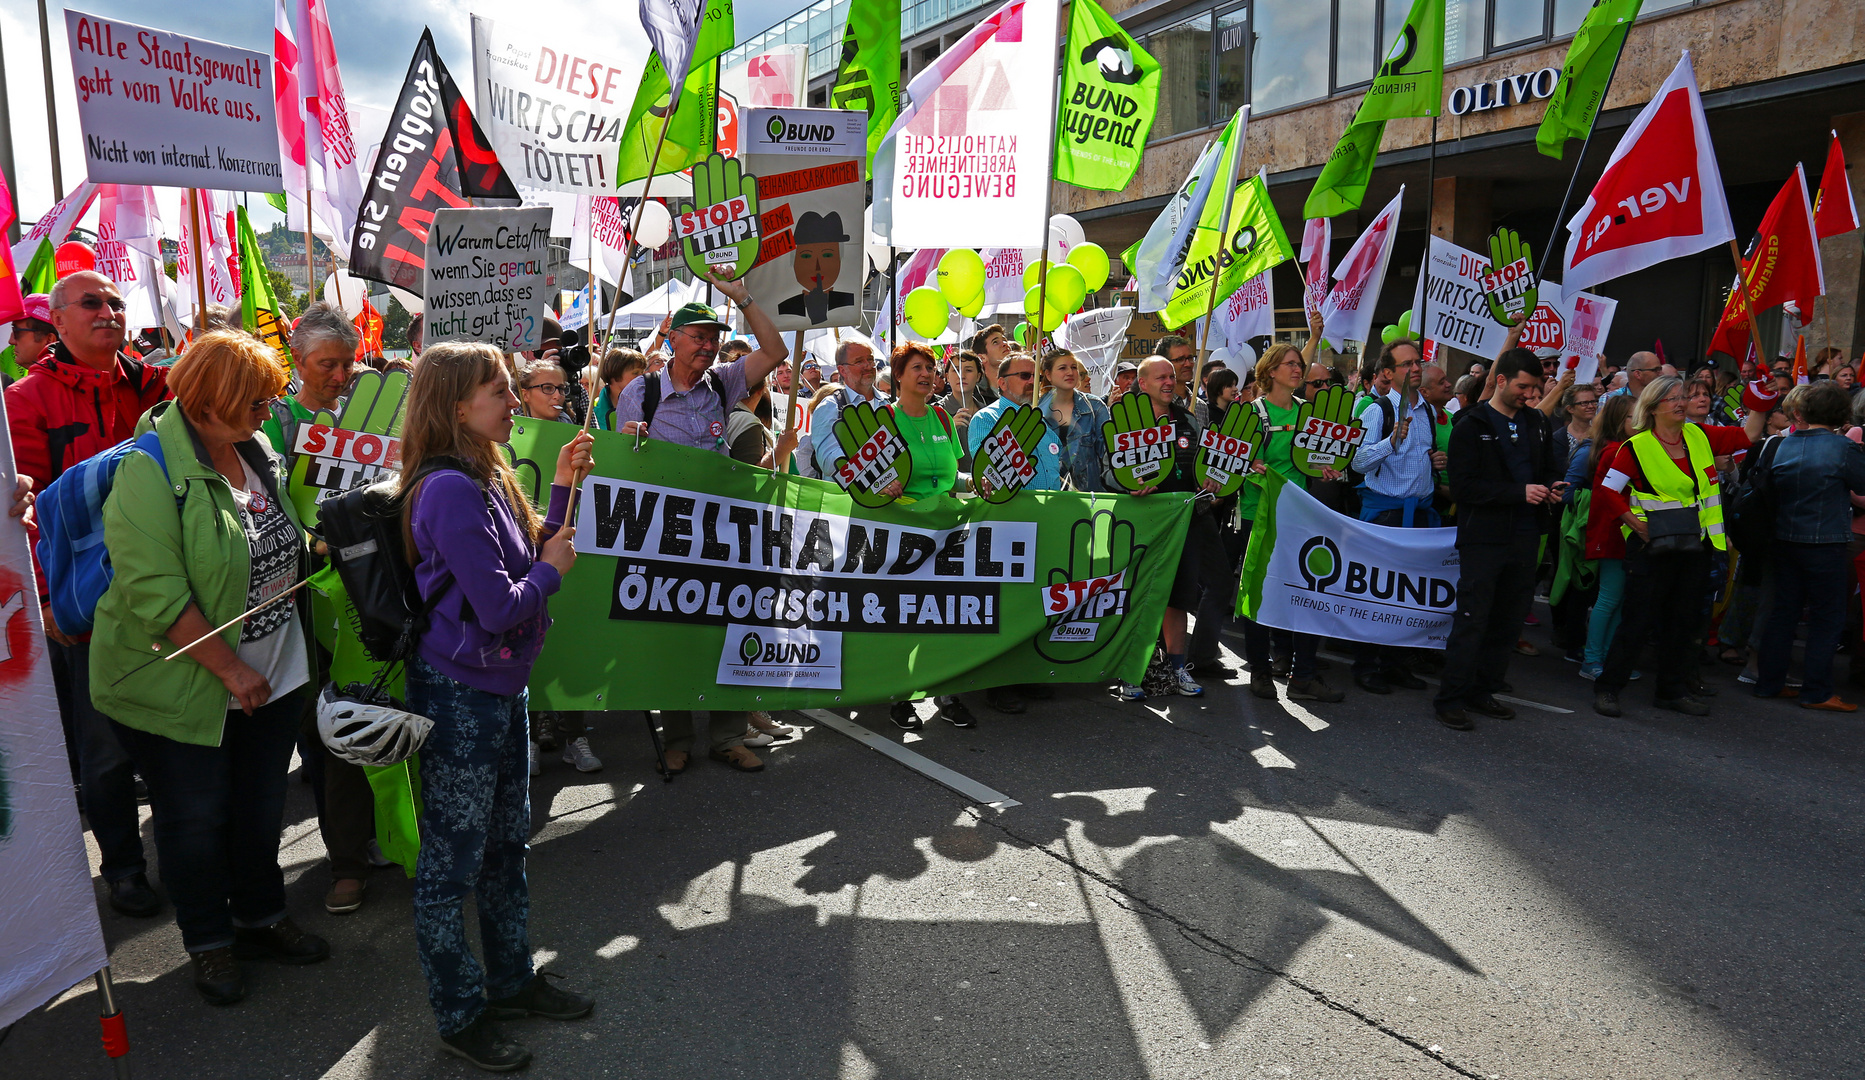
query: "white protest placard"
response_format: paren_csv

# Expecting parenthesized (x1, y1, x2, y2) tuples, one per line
(1561, 291, 1618, 385)
(423, 206, 553, 352)
(0, 393, 108, 1029)
(1055, 306, 1135, 389)
(1194, 270, 1275, 356)
(65, 11, 281, 192)
(1412, 236, 1510, 360)
(739, 108, 868, 332)
(471, 15, 634, 195)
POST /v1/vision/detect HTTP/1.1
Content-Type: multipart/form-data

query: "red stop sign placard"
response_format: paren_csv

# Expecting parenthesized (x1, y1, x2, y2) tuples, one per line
(1520, 302, 1564, 351)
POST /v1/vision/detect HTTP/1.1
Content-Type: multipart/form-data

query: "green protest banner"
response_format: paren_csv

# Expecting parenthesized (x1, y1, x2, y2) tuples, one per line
(1290, 384, 1366, 479)
(1163, 173, 1294, 327)
(827, 400, 911, 508)
(677, 152, 761, 279)
(1102, 392, 1174, 492)
(617, 56, 721, 188)
(236, 206, 292, 366)
(503, 419, 1192, 707)
(1536, 0, 1642, 159)
(1056, 0, 1160, 192)
(1304, 0, 1445, 218)
(1194, 403, 1262, 496)
(970, 404, 1046, 503)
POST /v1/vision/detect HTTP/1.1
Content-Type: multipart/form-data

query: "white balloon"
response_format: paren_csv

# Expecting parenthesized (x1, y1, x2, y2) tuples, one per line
(388, 286, 423, 317)
(1207, 347, 1234, 369)
(1050, 214, 1086, 251)
(634, 200, 673, 248)
(1231, 342, 1257, 370)
(322, 271, 367, 319)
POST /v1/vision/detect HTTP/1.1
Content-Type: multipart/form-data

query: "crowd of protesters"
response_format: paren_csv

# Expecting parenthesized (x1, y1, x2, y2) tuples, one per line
(11, 259, 1865, 1072)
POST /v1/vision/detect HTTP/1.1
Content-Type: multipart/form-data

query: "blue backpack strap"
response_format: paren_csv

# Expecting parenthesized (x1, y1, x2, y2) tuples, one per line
(133, 430, 169, 481)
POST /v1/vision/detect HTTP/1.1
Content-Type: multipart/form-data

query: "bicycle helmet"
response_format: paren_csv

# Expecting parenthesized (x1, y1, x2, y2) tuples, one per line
(316, 682, 434, 767)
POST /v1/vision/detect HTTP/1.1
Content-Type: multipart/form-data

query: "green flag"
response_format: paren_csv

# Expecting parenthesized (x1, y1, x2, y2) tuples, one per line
(1163, 174, 1294, 327)
(1302, 0, 1445, 219)
(617, 0, 732, 188)
(20, 240, 56, 296)
(830, 0, 901, 181)
(1535, 0, 1642, 158)
(1056, 0, 1159, 192)
(236, 206, 293, 367)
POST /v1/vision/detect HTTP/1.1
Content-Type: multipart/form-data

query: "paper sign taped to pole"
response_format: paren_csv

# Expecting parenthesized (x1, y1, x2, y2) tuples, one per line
(423, 206, 552, 352)
(65, 10, 283, 192)
(738, 108, 868, 331)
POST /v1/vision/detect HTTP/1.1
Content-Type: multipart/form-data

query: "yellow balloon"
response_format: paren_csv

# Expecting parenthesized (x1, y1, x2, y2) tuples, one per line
(957, 289, 985, 318)
(1046, 264, 1087, 313)
(1067, 242, 1110, 292)
(904, 286, 951, 338)
(937, 249, 986, 307)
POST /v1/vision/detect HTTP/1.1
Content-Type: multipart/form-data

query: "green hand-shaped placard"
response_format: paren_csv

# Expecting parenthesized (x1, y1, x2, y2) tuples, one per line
(1291, 384, 1365, 479)
(1034, 507, 1149, 666)
(1722, 383, 1744, 420)
(829, 400, 912, 508)
(289, 368, 412, 526)
(970, 404, 1048, 503)
(679, 152, 762, 281)
(1102, 393, 1176, 493)
(1194, 403, 1264, 496)
(1483, 227, 1539, 328)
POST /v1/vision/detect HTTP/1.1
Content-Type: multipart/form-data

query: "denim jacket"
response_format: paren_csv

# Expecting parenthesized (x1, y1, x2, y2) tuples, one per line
(1768, 428, 1865, 544)
(1038, 389, 1113, 492)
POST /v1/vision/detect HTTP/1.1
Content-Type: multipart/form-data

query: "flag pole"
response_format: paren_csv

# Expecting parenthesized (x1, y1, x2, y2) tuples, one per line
(603, 118, 680, 340)
(1031, 0, 1069, 359)
(302, 178, 317, 312)
(1728, 239, 1770, 369)
(1419, 113, 1437, 366)
(1536, 45, 1628, 283)
(1194, 114, 1247, 369)
(784, 329, 804, 472)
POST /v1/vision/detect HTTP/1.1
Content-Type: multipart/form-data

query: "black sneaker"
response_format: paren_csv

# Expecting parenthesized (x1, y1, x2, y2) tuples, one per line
(1465, 696, 1516, 720)
(1435, 706, 1474, 731)
(1352, 672, 1393, 695)
(486, 972, 594, 1021)
(1288, 678, 1344, 703)
(1188, 661, 1236, 679)
(1248, 672, 1277, 700)
(984, 686, 1025, 714)
(1655, 696, 1711, 717)
(1382, 669, 1428, 691)
(108, 872, 161, 917)
(190, 946, 245, 1006)
(889, 701, 924, 730)
(233, 916, 329, 965)
(938, 698, 978, 728)
(440, 1014, 532, 1073)
(1593, 691, 1622, 718)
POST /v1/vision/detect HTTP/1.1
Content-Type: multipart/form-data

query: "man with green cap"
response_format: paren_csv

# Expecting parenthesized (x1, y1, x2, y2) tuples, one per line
(615, 269, 789, 773)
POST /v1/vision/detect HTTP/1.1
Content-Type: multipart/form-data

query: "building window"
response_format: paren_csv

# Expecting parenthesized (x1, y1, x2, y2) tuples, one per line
(1142, 13, 1213, 137)
(1253, 0, 1330, 111)
(1444, 0, 1484, 63)
(1491, 0, 1547, 49)
(1216, 7, 1250, 121)
(1334, 0, 1379, 91)
(1551, 0, 1591, 35)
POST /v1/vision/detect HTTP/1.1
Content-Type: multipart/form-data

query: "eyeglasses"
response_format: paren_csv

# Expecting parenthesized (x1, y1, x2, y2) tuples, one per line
(65, 295, 127, 313)
(1305, 378, 1330, 388)
(1005, 371, 1034, 382)
(524, 383, 570, 396)
(678, 328, 722, 345)
(1573, 398, 1599, 408)
(248, 396, 279, 413)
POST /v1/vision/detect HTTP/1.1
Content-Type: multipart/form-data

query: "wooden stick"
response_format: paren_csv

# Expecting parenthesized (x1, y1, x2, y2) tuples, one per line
(1728, 240, 1770, 368)
(302, 177, 316, 318)
(162, 580, 310, 662)
(783, 329, 804, 472)
(603, 116, 679, 341)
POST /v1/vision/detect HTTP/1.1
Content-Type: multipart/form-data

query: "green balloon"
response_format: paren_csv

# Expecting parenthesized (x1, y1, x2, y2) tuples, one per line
(1023, 258, 1048, 294)
(1022, 286, 1066, 333)
(1046, 264, 1087, 313)
(957, 290, 985, 318)
(1397, 307, 1415, 338)
(1067, 242, 1110, 292)
(904, 286, 951, 339)
(1014, 322, 1032, 346)
(1381, 324, 1400, 344)
(937, 249, 986, 307)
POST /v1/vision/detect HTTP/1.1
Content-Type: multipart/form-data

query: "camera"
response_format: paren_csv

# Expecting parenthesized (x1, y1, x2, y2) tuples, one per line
(557, 327, 593, 375)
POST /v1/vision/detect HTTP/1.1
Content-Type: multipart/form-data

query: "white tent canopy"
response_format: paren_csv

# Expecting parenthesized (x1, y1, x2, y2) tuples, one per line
(607, 278, 699, 331)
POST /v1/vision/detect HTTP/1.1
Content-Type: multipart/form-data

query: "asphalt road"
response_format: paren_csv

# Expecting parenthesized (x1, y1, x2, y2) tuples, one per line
(5, 623, 1863, 1080)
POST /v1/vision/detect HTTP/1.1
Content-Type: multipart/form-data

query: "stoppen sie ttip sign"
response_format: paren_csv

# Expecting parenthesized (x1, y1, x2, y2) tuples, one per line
(676, 195, 760, 266)
(64, 11, 282, 192)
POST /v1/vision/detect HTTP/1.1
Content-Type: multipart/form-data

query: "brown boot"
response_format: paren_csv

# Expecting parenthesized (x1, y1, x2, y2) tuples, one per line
(710, 745, 764, 772)
(324, 878, 366, 915)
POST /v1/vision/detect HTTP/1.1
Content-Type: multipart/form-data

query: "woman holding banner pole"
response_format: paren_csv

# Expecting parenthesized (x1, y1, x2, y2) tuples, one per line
(397, 342, 596, 1070)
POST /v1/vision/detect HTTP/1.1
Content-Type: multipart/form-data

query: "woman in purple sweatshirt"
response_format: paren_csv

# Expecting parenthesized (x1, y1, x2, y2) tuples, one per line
(397, 341, 595, 1072)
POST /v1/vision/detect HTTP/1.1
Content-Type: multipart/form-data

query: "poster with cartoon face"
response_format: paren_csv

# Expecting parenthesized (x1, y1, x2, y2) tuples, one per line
(739, 107, 868, 332)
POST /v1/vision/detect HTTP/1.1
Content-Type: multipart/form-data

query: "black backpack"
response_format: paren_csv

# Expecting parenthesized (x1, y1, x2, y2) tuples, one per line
(639, 368, 726, 435)
(318, 455, 477, 664)
(1726, 434, 1782, 558)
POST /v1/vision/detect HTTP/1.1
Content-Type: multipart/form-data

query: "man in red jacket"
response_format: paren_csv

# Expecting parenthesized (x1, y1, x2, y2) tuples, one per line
(6, 269, 170, 918)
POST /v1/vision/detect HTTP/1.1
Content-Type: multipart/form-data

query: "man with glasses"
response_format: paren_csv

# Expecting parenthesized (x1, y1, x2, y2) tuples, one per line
(615, 273, 789, 774)
(6, 269, 171, 920)
(1605, 350, 1662, 400)
(1156, 333, 1196, 407)
(807, 340, 888, 481)
(1348, 339, 1438, 695)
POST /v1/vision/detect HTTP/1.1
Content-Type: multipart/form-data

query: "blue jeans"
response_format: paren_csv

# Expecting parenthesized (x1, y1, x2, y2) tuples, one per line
(51, 640, 147, 883)
(1758, 541, 1850, 703)
(1583, 559, 1627, 666)
(407, 655, 534, 1037)
(111, 690, 304, 952)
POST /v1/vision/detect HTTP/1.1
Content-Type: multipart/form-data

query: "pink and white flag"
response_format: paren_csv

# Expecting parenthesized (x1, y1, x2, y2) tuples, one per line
(1196, 269, 1276, 353)
(11, 183, 99, 269)
(1320, 187, 1404, 348)
(96, 187, 173, 333)
(1300, 217, 1331, 324)
(569, 196, 637, 292)
(176, 191, 239, 315)
(277, 0, 365, 259)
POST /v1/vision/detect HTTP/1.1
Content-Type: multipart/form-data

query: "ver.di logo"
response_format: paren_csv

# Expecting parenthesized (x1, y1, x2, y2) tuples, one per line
(1298, 536, 1343, 592)
(739, 632, 764, 665)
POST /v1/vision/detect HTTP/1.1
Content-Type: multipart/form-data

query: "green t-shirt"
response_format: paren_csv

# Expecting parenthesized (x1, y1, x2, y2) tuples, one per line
(893, 406, 958, 503)
(1238, 397, 1309, 521)
(260, 396, 318, 458)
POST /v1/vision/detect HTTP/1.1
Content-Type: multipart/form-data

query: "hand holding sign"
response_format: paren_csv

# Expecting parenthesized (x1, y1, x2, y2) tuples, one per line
(829, 400, 912, 508)
(1482, 228, 1539, 328)
(1103, 393, 1174, 493)
(1291, 384, 1364, 479)
(971, 404, 1047, 503)
(679, 153, 762, 281)
(1194, 404, 1262, 496)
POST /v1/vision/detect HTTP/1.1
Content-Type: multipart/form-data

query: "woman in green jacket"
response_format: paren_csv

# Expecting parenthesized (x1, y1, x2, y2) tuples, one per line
(92, 330, 325, 1007)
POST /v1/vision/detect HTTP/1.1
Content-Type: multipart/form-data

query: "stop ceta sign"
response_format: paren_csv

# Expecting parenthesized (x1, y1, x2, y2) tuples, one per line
(55, 241, 96, 279)
(1520, 302, 1564, 352)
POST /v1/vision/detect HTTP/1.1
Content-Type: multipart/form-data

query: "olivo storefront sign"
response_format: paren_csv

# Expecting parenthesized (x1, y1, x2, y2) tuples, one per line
(1447, 67, 1558, 116)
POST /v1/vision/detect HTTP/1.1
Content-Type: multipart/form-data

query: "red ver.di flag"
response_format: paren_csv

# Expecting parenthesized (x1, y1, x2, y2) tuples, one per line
(871, 0, 1061, 248)
(1560, 52, 1733, 300)
(0, 392, 108, 1029)
(350, 29, 520, 294)
(1814, 131, 1860, 239)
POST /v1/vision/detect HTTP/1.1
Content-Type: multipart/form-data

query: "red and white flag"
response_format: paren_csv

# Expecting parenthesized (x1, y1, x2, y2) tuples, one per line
(872, 0, 1061, 248)
(1300, 217, 1331, 325)
(96, 187, 174, 334)
(273, 0, 308, 219)
(1814, 131, 1860, 239)
(569, 196, 637, 292)
(11, 183, 99, 270)
(1561, 53, 1733, 300)
(1320, 187, 1403, 347)
(276, 0, 364, 260)
(176, 191, 239, 315)
(1705, 164, 1824, 362)
(0, 171, 22, 324)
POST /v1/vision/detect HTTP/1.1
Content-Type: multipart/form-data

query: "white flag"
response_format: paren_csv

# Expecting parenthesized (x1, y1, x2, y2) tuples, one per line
(1128, 140, 1221, 313)
(175, 191, 239, 315)
(1320, 187, 1404, 348)
(95, 187, 172, 332)
(640, 0, 708, 107)
(1300, 217, 1331, 323)
(12, 184, 99, 268)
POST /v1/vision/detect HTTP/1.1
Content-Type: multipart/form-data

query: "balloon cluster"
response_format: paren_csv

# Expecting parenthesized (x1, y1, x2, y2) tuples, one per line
(1380, 309, 1418, 345)
(898, 214, 1110, 340)
(1021, 243, 1108, 332)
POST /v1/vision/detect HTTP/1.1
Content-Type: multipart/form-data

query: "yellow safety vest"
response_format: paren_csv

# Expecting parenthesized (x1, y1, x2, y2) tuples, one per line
(1623, 425, 1725, 550)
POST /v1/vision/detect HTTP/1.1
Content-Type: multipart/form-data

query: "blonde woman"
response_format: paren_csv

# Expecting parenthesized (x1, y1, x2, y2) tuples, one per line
(1038, 349, 1112, 492)
(397, 342, 596, 1069)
